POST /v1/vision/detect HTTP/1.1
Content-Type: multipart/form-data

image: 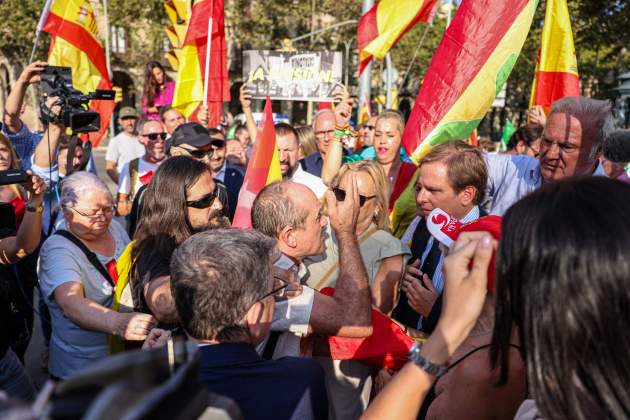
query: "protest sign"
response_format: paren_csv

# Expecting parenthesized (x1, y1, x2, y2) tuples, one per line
(243, 50, 343, 101)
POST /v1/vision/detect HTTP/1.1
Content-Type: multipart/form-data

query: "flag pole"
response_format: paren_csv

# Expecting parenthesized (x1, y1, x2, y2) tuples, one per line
(203, 1, 214, 109)
(30, 0, 53, 63)
(102, 0, 116, 138)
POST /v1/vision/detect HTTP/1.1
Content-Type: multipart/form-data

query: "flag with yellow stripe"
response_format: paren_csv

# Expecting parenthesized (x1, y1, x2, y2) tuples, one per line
(401, 0, 538, 164)
(529, 0, 580, 113)
(358, 0, 438, 74)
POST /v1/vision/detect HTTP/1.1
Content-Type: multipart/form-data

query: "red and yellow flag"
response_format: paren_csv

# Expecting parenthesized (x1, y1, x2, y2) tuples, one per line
(232, 98, 282, 229)
(401, 0, 538, 164)
(172, 0, 230, 127)
(41, 0, 114, 147)
(357, 0, 438, 74)
(529, 0, 580, 113)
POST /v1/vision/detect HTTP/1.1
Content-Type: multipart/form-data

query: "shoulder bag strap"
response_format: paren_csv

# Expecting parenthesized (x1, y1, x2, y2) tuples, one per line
(54, 229, 115, 287)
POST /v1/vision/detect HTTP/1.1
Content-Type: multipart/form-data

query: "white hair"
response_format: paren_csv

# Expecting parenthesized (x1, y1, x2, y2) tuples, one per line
(549, 96, 615, 160)
(312, 108, 334, 129)
(60, 171, 112, 209)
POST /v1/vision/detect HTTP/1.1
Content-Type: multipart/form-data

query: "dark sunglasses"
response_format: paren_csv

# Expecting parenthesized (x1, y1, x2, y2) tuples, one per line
(362, 125, 375, 130)
(185, 190, 218, 209)
(179, 147, 214, 160)
(210, 139, 226, 149)
(332, 187, 376, 207)
(142, 132, 167, 141)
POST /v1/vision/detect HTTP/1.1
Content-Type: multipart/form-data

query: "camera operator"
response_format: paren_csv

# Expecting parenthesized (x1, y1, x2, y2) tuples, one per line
(2, 62, 96, 175)
(0, 170, 45, 401)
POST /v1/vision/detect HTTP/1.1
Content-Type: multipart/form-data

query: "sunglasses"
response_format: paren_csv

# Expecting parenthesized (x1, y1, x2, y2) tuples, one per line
(142, 132, 167, 141)
(185, 190, 218, 209)
(332, 187, 376, 207)
(362, 125, 375, 131)
(210, 139, 226, 149)
(179, 147, 214, 160)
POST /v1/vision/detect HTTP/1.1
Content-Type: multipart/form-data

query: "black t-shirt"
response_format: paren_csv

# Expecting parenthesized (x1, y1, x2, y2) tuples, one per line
(132, 250, 171, 315)
(0, 228, 16, 357)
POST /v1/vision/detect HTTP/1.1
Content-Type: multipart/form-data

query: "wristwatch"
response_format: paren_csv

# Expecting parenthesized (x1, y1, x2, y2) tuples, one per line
(26, 203, 44, 214)
(408, 342, 447, 377)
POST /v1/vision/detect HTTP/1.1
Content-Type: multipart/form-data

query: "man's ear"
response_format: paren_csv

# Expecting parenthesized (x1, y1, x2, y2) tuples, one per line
(459, 185, 477, 208)
(278, 226, 297, 249)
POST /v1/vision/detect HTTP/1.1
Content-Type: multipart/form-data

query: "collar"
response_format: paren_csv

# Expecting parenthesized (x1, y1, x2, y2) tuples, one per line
(215, 161, 227, 182)
(199, 342, 262, 367)
(460, 206, 480, 223)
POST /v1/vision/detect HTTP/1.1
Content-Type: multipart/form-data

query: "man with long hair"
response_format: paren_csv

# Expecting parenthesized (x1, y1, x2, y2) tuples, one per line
(130, 156, 227, 324)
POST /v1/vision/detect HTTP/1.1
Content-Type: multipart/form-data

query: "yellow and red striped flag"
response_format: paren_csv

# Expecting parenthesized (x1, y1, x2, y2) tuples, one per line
(529, 0, 580, 114)
(358, 0, 438, 74)
(401, 0, 538, 164)
(232, 98, 282, 229)
(358, 94, 372, 125)
(40, 0, 114, 147)
(172, 0, 230, 127)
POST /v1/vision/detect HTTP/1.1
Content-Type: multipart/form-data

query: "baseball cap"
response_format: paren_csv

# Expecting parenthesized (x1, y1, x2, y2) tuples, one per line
(170, 122, 213, 148)
(119, 107, 138, 119)
(427, 208, 502, 292)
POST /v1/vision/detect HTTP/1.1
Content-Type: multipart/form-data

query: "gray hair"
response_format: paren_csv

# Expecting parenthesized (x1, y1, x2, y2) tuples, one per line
(251, 181, 308, 238)
(312, 108, 334, 130)
(136, 117, 161, 135)
(170, 228, 276, 342)
(60, 171, 112, 210)
(549, 96, 615, 159)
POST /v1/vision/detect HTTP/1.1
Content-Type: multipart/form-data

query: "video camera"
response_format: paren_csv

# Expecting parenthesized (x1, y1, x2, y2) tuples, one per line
(40, 66, 115, 133)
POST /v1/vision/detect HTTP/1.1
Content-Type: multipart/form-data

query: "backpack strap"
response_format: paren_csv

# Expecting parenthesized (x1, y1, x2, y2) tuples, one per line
(54, 229, 115, 288)
(130, 158, 140, 198)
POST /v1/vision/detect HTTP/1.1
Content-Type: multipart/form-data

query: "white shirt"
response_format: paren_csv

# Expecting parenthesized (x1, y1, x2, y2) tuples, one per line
(105, 132, 145, 173)
(118, 158, 162, 195)
(291, 165, 327, 199)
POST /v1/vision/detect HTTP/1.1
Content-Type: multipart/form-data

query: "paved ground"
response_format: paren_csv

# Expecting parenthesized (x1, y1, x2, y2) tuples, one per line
(24, 147, 114, 389)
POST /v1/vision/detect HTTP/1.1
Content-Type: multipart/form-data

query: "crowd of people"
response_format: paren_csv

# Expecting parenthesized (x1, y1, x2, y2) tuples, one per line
(0, 58, 629, 420)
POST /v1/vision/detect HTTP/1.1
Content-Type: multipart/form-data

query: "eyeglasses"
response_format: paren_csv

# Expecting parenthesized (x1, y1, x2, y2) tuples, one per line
(210, 139, 226, 149)
(185, 190, 218, 209)
(258, 276, 289, 301)
(332, 187, 376, 207)
(362, 125, 375, 131)
(66, 205, 116, 219)
(178, 146, 214, 160)
(142, 132, 167, 141)
(315, 129, 335, 139)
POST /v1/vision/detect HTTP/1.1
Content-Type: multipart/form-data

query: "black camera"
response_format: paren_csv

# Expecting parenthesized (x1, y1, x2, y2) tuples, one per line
(40, 66, 115, 133)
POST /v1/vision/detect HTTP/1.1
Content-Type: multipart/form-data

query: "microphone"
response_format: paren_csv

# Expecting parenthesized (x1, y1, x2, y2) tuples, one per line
(603, 130, 630, 163)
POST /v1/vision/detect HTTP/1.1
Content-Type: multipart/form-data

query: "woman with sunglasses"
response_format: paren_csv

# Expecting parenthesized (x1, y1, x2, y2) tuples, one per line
(307, 161, 410, 313)
(38, 172, 156, 380)
(141, 61, 175, 121)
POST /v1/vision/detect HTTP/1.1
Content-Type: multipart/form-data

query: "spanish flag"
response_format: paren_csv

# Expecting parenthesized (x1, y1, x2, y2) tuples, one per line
(40, 0, 114, 147)
(401, 0, 538, 164)
(358, 0, 438, 74)
(529, 0, 580, 113)
(232, 98, 282, 229)
(172, 0, 230, 127)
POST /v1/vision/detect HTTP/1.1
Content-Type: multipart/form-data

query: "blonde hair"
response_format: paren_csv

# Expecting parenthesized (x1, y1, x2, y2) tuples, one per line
(295, 125, 318, 158)
(331, 161, 390, 230)
(0, 133, 25, 198)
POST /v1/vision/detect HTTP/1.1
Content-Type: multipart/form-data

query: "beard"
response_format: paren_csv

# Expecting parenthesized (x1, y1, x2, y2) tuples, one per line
(190, 208, 231, 233)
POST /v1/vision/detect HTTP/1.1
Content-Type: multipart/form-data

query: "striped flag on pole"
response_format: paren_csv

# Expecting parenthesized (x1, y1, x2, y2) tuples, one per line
(232, 98, 282, 229)
(529, 0, 580, 114)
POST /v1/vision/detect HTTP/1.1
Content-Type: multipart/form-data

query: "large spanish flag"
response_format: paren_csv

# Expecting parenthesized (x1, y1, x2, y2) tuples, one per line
(358, 0, 438, 74)
(172, 0, 230, 127)
(401, 0, 538, 164)
(40, 0, 114, 147)
(232, 98, 282, 229)
(529, 0, 579, 113)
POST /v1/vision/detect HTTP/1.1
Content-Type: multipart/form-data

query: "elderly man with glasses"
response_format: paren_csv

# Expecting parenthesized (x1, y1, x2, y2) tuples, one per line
(170, 228, 329, 420)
